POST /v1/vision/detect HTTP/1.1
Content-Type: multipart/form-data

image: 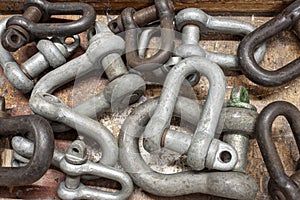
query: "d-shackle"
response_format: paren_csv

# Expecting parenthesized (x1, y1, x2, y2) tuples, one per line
(174, 8, 266, 71)
(238, 0, 300, 87)
(29, 92, 118, 167)
(1, 0, 96, 51)
(121, 0, 175, 71)
(57, 140, 134, 200)
(0, 17, 79, 93)
(162, 86, 258, 173)
(11, 137, 134, 199)
(136, 7, 267, 85)
(119, 97, 258, 199)
(31, 22, 145, 133)
(143, 56, 237, 171)
(256, 101, 300, 200)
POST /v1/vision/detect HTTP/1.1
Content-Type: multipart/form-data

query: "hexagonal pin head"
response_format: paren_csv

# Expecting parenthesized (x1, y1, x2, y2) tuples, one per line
(65, 140, 88, 165)
(1, 27, 29, 52)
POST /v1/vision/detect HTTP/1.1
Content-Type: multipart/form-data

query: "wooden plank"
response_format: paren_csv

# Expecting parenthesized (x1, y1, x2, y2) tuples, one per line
(1, 149, 12, 167)
(0, 0, 294, 14)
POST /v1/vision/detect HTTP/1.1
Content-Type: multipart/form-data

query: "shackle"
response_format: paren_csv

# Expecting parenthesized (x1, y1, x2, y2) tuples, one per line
(142, 56, 237, 171)
(0, 17, 80, 93)
(238, 0, 300, 87)
(30, 21, 145, 133)
(121, 0, 175, 71)
(119, 97, 258, 199)
(256, 101, 300, 200)
(57, 140, 134, 200)
(1, 0, 96, 51)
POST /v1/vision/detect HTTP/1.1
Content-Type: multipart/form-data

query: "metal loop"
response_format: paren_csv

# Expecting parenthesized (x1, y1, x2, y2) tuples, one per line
(0, 115, 54, 186)
(11, 137, 134, 198)
(37, 40, 66, 68)
(29, 92, 119, 167)
(238, 0, 300, 87)
(137, 27, 200, 86)
(142, 56, 237, 171)
(1, 0, 96, 51)
(31, 22, 125, 95)
(175, 8, 266, 71)
(13, 95, 257, 165)
(119, 97, 258, 199)
(121, 0, 175, 71)
(0, 17, 79, 93)
(0, 17, 33, 93)
(23, 35, 80, 79)
(256, 101, 300, 200)
(57, 140, 134, 200)
(31, 22, 145, 132)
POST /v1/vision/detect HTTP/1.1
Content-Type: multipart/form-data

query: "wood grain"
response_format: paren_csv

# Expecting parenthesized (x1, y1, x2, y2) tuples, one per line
(0, 0, 294, 14)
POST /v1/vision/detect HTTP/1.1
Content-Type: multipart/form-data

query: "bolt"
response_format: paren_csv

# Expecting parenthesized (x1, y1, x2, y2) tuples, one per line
(101, 53, 127, 81)
(20, 36, 80, 80)
(227, 86, 257, 111)
(108, 0, 173, 33)
(65, 140, 88, 165)
(2, 6, 42, 52)
(64, 140, 88, 190)
(173, 24, 204, 86)
(223, 86, 256, 173)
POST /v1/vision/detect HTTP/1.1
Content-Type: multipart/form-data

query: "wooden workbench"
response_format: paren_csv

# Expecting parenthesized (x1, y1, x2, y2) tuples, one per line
(0, 3, 299, 200)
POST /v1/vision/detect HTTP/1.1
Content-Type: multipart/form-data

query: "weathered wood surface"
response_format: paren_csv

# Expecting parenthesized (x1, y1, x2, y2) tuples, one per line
(0, 14, 299, 200)
(0, 0, 295, 14)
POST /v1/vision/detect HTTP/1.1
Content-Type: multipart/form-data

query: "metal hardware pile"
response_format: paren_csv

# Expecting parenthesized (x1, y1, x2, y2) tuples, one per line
(0, 0, 299, 199)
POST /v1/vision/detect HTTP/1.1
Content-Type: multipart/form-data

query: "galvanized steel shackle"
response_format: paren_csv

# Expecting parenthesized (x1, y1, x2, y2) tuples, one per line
(31, 22, 124, 95)
(0, 17, 80, 93)
(119, 97, 258, 199)
(1, 0, 96, 51)
(0, 95, 54, 186)
(161, 86, 258, 173)
(57, 140, 134, 200)
(143, 56, 237, 171)
(29, 92, 118, 167)
(175, 8, 266, 71)
(11, 137, 134, 199)
(256, 101, 300, 200)
(13, 94, 257, 167)
(31, 22, 145, 132)
(137, 27, 199, 86)
(121, 0, 175, 71)
(238, 0, 300, 87)
(12, 136, 107, 181)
